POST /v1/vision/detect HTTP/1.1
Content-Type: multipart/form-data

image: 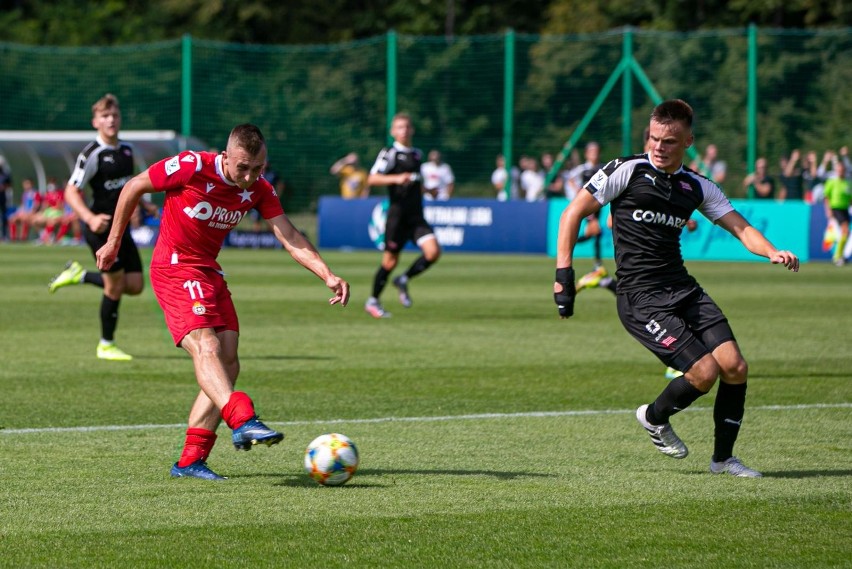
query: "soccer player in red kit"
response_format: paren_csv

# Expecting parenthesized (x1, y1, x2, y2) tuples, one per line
(96, 124, 350, 480)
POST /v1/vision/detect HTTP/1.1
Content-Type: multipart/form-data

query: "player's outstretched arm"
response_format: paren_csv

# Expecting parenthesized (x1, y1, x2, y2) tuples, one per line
(268, 214, 350, 307)
(717, 210, 800, 272)
(95, 171, 154, 271)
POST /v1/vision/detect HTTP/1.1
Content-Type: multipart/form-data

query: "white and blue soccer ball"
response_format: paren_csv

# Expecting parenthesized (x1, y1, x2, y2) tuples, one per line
(304, 433, 360, 486)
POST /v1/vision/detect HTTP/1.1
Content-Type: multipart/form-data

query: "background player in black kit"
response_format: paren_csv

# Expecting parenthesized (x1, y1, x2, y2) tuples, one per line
(364, 112, 441, 318)
(554, 99, 799, 478)
(48, 94, 143, 361)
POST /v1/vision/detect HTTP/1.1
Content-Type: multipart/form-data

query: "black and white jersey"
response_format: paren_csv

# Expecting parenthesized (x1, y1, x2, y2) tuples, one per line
(370, 142, 424, 217)
(68, 135, 135, 216)
(584, 153, 734, 292)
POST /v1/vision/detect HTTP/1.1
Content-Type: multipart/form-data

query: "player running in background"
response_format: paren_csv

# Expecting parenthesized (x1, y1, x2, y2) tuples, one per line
(48, 94, 142, 361)
(96, 124, 349, 480)
(364, 112, 441, 318)
(554, 99, 799, 477)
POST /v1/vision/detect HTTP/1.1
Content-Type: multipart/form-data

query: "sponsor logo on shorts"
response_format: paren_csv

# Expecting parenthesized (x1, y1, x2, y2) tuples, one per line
(192, 301, 206, 315)
(646, 319, 678, 349)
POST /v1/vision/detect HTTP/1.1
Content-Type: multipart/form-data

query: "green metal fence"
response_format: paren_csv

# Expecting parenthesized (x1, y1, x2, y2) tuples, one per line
(1, 27, 849, 210)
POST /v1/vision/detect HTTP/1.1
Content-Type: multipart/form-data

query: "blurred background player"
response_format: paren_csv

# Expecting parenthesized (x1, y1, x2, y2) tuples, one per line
(823, 160, 850, 266)
(47, 94, 142, 361)
(364, 113, 441, 318)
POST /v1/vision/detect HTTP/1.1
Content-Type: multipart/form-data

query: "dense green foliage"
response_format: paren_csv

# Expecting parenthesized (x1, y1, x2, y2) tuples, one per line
(0, 245, 850, 567)
(1, 0, 849, 46)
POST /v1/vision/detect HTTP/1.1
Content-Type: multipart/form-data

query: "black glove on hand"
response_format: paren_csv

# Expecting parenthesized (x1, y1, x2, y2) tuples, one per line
(554, 267, 576, 319)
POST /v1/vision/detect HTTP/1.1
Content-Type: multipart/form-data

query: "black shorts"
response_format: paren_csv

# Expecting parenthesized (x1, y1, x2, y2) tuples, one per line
(384, 210, 434, 254)
(84, 224, 143, 274)
(616, 282, 735, 373)
(831, 208, 850, 225)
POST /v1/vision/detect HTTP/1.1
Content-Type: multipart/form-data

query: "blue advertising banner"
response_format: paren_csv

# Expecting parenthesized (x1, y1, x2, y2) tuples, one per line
(318, 197, 549, 254)
(547, 198, 812, 262)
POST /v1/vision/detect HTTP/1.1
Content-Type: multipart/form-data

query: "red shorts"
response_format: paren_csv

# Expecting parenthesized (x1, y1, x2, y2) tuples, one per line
(150, 265, 239, 346)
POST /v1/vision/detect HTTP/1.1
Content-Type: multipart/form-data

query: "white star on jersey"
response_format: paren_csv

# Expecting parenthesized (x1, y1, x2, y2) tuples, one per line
(238, 188, 254, 202)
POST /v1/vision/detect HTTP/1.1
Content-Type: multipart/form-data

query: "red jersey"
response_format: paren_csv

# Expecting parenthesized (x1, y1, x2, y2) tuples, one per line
(148, 151, 284, 270)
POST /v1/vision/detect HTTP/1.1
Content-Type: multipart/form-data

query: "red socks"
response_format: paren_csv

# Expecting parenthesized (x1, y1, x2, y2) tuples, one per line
(177, 428, 217, 468)
(220, 391, 256, 430)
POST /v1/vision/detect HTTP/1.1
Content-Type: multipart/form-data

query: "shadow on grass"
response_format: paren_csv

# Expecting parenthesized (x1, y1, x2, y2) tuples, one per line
(138, 354, 336, 361)
(229, 468, 555, 487)
(760, 469, 852, 479)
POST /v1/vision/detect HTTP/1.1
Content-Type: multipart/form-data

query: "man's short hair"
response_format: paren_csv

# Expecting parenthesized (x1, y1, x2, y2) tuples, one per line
(651, 99, 693, 128)
(92, 93, 119, 117)
(392, 112, 412, 125)
(228, 124, 266, 156)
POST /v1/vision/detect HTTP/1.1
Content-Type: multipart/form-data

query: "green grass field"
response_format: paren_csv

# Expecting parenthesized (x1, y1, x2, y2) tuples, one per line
(1, 244, 850, 568)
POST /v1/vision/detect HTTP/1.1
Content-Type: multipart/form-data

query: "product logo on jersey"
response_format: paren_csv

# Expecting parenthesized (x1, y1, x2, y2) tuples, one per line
(645, 319, 677, 348)
(103, 176, 131, 191)
(165, 156, 180, 176)
(632, 209, 689, 229)
(192, 301, 206, 315)
(183, 201, 245, 229)
(181, 154, 196, 163)
(103, 155, 115, 164)
(588, 169, 608, 191)
(643, 173, 657, 186)
(205, 182, 215, 193)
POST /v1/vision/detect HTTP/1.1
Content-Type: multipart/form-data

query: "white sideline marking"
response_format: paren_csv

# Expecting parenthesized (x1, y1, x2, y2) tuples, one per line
(1, 403, 849, 435)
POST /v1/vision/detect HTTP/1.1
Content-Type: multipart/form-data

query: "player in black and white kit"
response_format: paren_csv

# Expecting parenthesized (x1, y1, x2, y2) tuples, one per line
(48, 94, 143, 361)
(364, 112, 441, 318)
(554, 99, 799, 477)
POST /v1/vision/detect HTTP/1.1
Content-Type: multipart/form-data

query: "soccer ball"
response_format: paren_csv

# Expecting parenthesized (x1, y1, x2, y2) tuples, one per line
(304, 433, 359, 486)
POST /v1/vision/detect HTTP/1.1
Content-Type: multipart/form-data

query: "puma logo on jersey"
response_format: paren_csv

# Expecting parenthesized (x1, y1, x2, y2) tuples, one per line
(644, 173, 657, 185)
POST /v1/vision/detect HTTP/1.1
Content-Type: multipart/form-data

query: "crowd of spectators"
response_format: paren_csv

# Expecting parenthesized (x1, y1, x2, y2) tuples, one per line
(489, 144, 851, 204)
(0, 154, 162, 245)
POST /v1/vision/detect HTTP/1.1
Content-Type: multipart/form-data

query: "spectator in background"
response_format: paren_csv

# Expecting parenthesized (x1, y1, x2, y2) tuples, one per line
(779, 150, 807, 201)
(491, 153, 509, 201)
(691, 143, 727, 186)
(823, 160, 850, 266)
(566, 142, 605, 266)
(0, 154, 11, 240)
(541, 152, 565, 199)
(330, 153, 369, 199)
(8, 178, 41, 242)
(31, 180, 66, 244)
(421, 149, 455, 201)
(520, 155, 544, 202)
(743, 157, 777, 199)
